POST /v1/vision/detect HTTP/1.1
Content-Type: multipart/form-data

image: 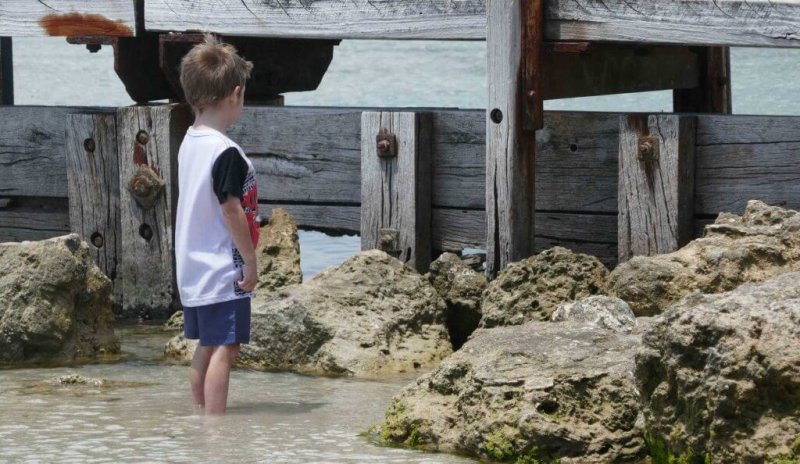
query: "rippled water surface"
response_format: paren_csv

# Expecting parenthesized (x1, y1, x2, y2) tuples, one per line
(0, 326, 474, 463)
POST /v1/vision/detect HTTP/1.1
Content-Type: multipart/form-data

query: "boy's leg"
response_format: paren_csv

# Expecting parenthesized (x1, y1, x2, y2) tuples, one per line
(204, 343, 241, 415)
(190, 345, 214, 410)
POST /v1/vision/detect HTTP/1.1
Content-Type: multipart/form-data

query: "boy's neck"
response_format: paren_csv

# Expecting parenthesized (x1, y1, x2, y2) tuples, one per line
(192, 110, 229, 133)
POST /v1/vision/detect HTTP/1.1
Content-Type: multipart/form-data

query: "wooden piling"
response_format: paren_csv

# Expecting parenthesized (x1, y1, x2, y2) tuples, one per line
(618, 114, 697, 263)
(0, 37, 12, 105)
(116, 104, 189, 318)
(360, 111, 432, 273)
(65, 112, 121, 308)
(485, 0, 539, 277)
(674, 47, 732, 113)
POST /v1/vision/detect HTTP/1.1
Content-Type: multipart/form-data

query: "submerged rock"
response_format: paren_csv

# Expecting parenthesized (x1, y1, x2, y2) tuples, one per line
(611, 200, 800, 316)
(255, 208, 302, 295)
(480, 247, 609, 328)
(236, 250, 452, 378)
(164, 310, 183, 330)
(374, 321, 648, 463)
(551, 295, 636, 332)
(425, 252, 486, 349)
(0, 234, 119, 365)
(636, 271, 800, 462)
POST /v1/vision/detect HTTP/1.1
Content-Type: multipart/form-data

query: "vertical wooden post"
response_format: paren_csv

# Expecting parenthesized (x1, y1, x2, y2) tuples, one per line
(0, 37, 13, 105)
(66, 113, 122, 310)
(618, 114, 696, 263)
(361, 111, 432, 273)
(486, 0, 541, 278)
(674, 47, 731, 114)
(116, 104, 189, 319)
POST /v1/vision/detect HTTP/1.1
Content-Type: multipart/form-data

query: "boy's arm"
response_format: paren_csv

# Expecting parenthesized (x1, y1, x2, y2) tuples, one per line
(220, 194, 258, 291)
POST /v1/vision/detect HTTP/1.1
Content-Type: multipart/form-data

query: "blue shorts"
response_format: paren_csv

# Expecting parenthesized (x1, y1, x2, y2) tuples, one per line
(183, 297, 251, 346)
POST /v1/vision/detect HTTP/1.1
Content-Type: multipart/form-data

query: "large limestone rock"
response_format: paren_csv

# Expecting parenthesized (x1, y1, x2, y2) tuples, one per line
(236, 250, 452, 377)
(373, 321, 648, 463)
(255, 208, 302, 295)
(480, 247, 609, 328)
(636, 272, 800, 463)
(611, 200, 800, 316)
(0, 234, 119, 364)
(425, 252, 486, 349)
(551, 295, 636, 332)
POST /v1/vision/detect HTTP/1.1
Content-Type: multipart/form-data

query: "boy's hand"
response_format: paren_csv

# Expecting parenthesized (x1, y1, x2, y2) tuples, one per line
(237, 260, 258, 292)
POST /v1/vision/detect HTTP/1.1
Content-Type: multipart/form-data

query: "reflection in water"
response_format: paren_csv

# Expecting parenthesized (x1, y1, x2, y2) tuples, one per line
(0, 325, 474, 463)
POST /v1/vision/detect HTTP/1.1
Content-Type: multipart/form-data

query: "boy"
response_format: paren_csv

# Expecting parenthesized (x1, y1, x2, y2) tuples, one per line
(174, 34, 258, 416)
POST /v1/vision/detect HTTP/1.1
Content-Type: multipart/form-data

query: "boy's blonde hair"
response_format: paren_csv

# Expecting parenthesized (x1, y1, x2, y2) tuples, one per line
(179, 34, 253, 112)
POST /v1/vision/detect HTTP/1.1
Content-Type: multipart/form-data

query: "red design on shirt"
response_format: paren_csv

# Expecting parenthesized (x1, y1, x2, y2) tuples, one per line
(242, 169, 259, 247)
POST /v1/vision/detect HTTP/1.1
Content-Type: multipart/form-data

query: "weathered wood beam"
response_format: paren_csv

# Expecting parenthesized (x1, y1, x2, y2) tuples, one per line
(66, 112, 122, 309)
(0, 1, 136, 37)
(116, 104, 189, 319)
(485, 0, 537, 277)
(0, 37, 12, 105)
(546, 0, 800, 48)
(618, 114, 696, 263)
(674, 47, 732, 113)
(361, 111, 432, 272)
(544, 44, 699, 100)
(145, 0, 486, 40)
(0, 197, 70, 242)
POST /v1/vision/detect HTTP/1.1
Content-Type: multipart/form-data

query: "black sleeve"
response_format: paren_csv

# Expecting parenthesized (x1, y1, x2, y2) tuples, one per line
(211, 147, 249, 204)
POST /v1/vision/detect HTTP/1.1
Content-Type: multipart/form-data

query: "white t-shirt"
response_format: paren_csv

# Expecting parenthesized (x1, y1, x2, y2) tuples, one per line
(174, 126, 260, 307)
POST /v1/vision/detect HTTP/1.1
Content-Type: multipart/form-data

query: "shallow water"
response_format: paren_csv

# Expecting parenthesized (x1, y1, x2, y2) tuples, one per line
(0, 325, 475, 463)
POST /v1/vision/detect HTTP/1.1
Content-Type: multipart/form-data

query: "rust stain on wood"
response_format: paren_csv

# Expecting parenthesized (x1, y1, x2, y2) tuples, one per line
(133, 142, 147, 166)
(39, 13, 133, 37)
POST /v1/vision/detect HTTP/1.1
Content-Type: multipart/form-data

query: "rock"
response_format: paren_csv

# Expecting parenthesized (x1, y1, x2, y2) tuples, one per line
(234, 250, 451, 378)
(164, 333, 197, 361)
(374, 321, 649, 463)
(255, 208, 302, 295)
(551, 295, 636, 332)
(425, 252, 486, 349)
(164, 310, 183, 330)
(636, 271, 800, 463)
(480, 247, 609, 328)
(610, 200, 800, 316)
(0, 234, 119, 365)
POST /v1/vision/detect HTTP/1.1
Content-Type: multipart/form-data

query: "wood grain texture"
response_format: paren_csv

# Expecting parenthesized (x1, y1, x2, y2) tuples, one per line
(361, 112, 432, 272)
(695, 115, 800, 214)
(486, 0, 536, 277)
(145, 0, 486, 39)
(545, 0, 800, 48)
(66, 113, 122, 308)
(0, 37, 12, 105)
(116, 104, 189, 318)
(0, 197, 69, 242)
(0, 1, 136, 37)
(618, 114, 696, 263)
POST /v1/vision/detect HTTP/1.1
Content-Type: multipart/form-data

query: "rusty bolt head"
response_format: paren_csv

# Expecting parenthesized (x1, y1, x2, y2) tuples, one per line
(136, 130, 149, 145)
(90, 232, 104, 248)
(637, 136, 660, 162)
(376, 130, 397, 158)
(84, 138, 95, 153)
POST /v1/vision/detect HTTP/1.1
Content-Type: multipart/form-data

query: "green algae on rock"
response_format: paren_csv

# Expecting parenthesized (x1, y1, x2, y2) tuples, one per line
(373, 320, 649, 463)
(0, 234, 119, 365)
(636, 272, 800, 462)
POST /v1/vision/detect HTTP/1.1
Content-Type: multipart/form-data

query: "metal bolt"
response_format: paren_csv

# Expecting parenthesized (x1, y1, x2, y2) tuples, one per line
(84, 138, 95, 153)
(376, 129, 397, 158)
(638, 136, 660, 162)
(86, 44, 102, 53)
(90, 232, 104, 248)
(136, 130, 149, 145)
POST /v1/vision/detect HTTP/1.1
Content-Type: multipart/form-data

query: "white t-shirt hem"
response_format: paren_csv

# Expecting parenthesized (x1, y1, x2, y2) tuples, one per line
(181, 293, 251, 309)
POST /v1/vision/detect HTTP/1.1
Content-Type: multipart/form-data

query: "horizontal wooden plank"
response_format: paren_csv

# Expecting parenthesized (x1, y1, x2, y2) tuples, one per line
(0, 1, 136, 37)
(144, 0, 486, 40)
(546, 0, 800, 48)
(695, 115, 800, 215)
(0, 197, 70, 242)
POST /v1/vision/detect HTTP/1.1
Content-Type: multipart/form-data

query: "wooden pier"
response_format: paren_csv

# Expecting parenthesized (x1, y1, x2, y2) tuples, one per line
(1, 0, 800, 317)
